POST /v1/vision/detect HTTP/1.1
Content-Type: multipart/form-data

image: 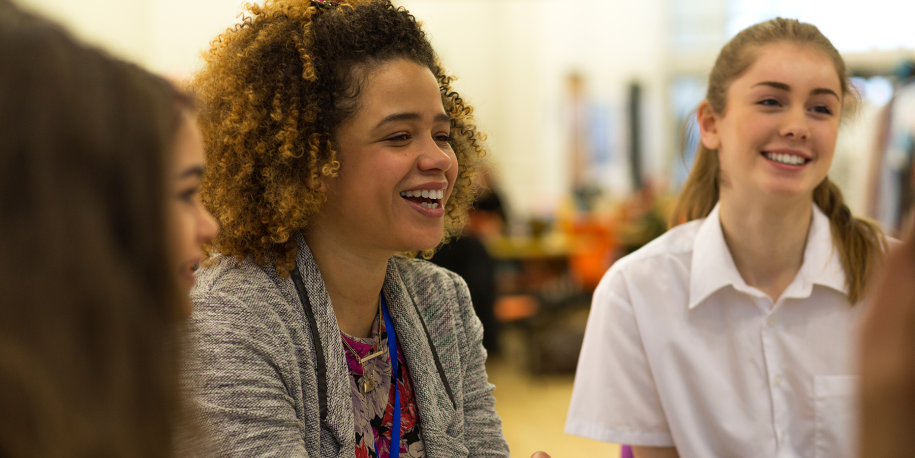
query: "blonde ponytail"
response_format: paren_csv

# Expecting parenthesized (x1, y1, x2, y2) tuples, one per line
(669, 143, 719, 227)
(813, 178, 886, 303)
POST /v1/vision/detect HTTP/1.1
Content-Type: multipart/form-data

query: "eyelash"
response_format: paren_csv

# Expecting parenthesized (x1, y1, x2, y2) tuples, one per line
(757, 98, 833, 115)
(386, 133, 452, 143)
(179, 187, 198, 203)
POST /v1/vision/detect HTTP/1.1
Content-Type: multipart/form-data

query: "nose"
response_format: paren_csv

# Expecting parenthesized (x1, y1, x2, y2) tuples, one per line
(780, 106, 810, 140)
(416, 135, 454, 173)
(196, 205, 219, 246)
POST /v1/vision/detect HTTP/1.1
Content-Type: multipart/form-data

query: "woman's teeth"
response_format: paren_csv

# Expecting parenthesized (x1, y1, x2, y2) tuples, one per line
(399, 189, 444, 210)
(765, 152, 806, 165)
(400, 189, 444, 199)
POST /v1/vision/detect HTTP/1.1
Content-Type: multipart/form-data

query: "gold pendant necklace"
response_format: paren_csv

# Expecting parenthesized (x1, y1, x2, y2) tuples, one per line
(341, 299, 383, 393)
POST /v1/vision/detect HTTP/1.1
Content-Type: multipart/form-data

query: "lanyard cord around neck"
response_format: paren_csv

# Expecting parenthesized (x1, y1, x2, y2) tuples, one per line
(289, 263, 456, 450)
(380, 293, 401, 458)
(290, 266, 402, 456)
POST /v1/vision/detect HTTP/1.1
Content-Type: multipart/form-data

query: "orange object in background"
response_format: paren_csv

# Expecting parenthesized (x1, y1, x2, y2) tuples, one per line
(494, 294, 540, 322)
(565, 217, 616, 292)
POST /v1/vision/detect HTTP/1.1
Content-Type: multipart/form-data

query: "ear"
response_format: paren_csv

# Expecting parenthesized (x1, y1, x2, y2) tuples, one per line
(306, 173, 328, 193)
(696, 100, 722, 150)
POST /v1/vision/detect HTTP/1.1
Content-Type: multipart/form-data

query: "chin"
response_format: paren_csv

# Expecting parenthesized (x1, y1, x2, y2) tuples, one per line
(757, 177, 819, 199)
(399, 236, 443, 254)
(408, 241, 441, 253)
(396, 224, 444, 252)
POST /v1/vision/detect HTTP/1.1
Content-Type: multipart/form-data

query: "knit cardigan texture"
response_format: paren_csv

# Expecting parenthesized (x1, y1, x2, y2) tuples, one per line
(186, 234, 510, 458)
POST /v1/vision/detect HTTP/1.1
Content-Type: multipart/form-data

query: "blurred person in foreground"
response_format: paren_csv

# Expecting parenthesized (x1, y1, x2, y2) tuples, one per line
(567, 18, 886, 458)
(187, 0, 549, 457)
(860, 226, 915, 458)
(0, 1, 218, 456)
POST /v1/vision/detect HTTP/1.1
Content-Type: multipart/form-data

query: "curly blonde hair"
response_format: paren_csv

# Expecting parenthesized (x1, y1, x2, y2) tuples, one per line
(192, 0, 485, 276)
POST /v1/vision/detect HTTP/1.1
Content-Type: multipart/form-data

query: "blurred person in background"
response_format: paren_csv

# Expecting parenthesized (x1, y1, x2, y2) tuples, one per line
(567, 18, 886, 458)
(0, 1, 217, 456)
(186, 0, 548, 457)
(431, 167, 506, 354)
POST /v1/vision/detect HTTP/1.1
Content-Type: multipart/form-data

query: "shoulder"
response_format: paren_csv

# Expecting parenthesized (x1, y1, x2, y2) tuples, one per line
(390, 255, 476, 336)
(391, 255, 466, 298)
(191, 254, 293, 327)
(195, 253, 276, 292)
(601, 219, 700, 292)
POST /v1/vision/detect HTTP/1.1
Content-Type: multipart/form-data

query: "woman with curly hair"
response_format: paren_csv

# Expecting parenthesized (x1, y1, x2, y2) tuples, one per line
(187, 1, 541, 457)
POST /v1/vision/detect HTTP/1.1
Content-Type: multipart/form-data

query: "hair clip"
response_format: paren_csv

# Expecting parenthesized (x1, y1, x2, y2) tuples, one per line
(310, 0, 340, 8)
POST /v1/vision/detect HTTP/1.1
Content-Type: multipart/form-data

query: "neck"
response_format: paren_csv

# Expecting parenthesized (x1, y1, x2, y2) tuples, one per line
(304, 223, 391, 338)
(718, 191, 813, 301)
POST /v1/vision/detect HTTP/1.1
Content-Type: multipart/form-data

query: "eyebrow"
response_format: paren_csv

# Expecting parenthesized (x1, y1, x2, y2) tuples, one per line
(178, 165, 204, 179)
(752, 81, 840, 99)
(374, 112, 451, 129)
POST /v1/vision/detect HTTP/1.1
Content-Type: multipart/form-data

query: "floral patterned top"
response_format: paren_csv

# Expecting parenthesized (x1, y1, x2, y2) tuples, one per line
(342, 312, 426, 458)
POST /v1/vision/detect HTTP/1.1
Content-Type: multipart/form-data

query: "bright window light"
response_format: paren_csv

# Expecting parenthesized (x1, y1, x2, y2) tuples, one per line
(728, 0, 915, 52)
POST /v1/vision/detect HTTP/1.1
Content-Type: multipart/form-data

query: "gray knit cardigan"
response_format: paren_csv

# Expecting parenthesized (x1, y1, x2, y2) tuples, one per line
(186, 234, 510, 458)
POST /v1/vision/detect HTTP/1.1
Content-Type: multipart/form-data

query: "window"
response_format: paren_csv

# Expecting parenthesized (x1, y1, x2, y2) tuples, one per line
(728, 0, 915, 52)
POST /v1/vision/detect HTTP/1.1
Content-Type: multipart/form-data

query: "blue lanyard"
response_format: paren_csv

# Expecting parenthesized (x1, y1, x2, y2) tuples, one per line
(379, 294, 401, 458)
(289, 265, 455, 452)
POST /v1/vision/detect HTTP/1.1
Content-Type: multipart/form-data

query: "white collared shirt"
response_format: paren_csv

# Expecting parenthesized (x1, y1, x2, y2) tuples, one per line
(566, 203, 861, 458)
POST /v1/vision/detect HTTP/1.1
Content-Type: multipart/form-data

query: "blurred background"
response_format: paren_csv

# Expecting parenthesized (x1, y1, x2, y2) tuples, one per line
(16, 0, 915, 455)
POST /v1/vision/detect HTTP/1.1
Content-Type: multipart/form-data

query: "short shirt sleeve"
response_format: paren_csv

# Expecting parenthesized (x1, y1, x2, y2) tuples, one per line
(565, 268, 674, 447)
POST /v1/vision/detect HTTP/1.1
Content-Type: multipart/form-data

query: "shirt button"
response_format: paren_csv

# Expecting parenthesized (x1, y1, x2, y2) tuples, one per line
(773, 374, 782, 387)
(767, 315, 777, 327)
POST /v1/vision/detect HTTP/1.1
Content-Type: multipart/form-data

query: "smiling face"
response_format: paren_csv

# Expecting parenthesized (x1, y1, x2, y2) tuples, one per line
(169, 114, 219, 299)
(314, 58, 457, 255)
(698, 42, 843, 204)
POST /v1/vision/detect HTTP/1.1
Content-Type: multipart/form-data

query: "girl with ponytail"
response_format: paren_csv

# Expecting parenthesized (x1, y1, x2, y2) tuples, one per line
(567, 18, 886, 458)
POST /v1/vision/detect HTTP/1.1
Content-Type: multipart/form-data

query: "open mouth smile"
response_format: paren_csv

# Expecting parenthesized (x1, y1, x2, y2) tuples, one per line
(761, 151, 811, 166)
(399, 188, 444, 209)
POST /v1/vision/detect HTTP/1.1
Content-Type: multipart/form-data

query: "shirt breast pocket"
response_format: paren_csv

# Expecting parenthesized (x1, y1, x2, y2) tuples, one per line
(814, 375, 859, 458)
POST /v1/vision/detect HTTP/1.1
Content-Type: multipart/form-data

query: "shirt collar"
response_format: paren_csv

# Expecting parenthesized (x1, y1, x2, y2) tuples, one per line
(688, 203, 754, 309)
(687, 203, 847, 310)
(790, 203, 848, 298)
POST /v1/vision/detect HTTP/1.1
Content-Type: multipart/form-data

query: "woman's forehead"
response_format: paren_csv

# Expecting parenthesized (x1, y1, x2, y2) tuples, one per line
(356, 60, 445, 124)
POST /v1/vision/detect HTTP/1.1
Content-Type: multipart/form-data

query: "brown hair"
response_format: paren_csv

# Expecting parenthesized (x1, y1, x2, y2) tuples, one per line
(192, 0, 486, 276)
(670, 17, 886, 303)
(0, 2, 188, 456)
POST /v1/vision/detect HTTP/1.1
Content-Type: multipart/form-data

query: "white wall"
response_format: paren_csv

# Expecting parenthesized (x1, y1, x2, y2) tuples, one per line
(15, 0, 672, 217)
(14, 0, 915, 218)
(400, 0, 670, 217)
(15, 0, 249, 78)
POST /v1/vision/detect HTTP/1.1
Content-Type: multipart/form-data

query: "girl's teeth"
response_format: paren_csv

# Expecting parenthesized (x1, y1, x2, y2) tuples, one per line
(767, 152, 805, 165)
